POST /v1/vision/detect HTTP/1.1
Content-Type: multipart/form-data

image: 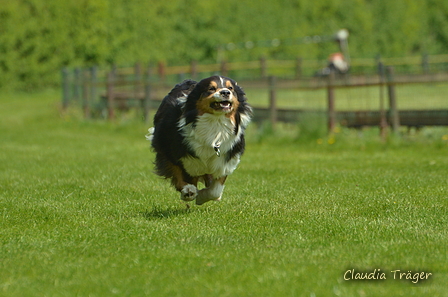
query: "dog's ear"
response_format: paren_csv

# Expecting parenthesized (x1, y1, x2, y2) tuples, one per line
(231, 80, 247, 103)
(184, 76, 216, 112)
(182, 80, 197, 96)
(184, 83, 199, 114)
(166, 79, 197, 99)
(233, 80, 252, 115)
(184, 78, 211, 125)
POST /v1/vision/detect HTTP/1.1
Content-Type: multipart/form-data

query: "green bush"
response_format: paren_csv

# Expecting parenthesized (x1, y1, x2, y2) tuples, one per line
(1, 0, 448, 90)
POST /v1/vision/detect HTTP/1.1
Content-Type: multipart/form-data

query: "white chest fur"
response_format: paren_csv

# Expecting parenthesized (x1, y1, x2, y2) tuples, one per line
(178, 114, 243, 178)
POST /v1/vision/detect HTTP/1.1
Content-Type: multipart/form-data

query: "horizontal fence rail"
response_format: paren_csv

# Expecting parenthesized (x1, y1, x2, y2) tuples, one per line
(61, 54, 448, 134)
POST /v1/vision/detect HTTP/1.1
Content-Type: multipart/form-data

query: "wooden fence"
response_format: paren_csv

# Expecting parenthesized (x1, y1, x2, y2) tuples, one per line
(253, 69, 448, 135)
(61, 55, 448, 132)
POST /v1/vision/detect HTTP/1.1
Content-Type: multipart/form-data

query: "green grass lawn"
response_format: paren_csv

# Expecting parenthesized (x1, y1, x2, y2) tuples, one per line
(1, 90, 447, 296)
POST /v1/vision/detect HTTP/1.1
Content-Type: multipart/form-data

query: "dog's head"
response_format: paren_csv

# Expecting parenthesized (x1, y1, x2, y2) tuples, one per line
(185, 76, 246, 116)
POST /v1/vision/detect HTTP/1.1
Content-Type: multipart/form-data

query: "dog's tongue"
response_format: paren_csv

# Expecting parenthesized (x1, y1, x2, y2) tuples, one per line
(211, 100, 232, 111)
(220, 102, 231, 108)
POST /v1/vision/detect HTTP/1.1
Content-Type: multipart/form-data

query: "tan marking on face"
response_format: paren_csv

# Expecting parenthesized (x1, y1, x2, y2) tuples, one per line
(196, 80, 226, 115)
(210, 81, 218, 89)
(195, 83, 216, 115)
(195, 78, 241, 117)
(224, 80, 240, 122)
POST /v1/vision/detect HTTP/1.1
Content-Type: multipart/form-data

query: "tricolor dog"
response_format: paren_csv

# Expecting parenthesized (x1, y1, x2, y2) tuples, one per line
(147, 76, 252, 205)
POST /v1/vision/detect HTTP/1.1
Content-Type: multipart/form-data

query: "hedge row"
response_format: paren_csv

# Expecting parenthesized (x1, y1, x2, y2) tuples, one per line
(1, 0, 447, 90)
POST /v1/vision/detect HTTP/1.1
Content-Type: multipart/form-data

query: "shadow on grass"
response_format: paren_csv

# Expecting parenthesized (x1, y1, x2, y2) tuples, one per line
(142, 205, 194, 219)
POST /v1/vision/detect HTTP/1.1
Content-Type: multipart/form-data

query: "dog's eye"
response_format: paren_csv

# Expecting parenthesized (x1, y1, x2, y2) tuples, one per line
(228, 86, 233, 90)
(209, 86, 216, 91)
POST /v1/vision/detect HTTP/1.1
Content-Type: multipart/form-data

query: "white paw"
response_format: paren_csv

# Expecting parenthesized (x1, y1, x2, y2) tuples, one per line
(196, 189, 223, 205)
(180, 184, 197, 201)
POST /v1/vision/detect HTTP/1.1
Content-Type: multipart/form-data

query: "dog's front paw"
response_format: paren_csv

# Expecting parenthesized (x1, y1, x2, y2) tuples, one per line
(196, 190, 221, 205)
(180, 184, 198, 201)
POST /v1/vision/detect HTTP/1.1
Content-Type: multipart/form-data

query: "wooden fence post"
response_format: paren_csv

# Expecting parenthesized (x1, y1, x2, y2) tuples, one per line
(295, 57, 302, 79)
(74, 68, 82, 101)
(269, 76, 277, 128)
(220, 60, 228, 77)
(378, 61, 388, 140)
(260, 57, 267, 79)
(90, 66, 97, 113)
(143, 64, 153, 123)
(61, 68, 70, 110)
(107, 71, 115, 120)
(327, 71, 336, 134)
(387, 66, 400, 134)
(82, 70, 90, 119)
(191, 60, 198, 80)
(422, 53, 429, 74)
(158, 61, 166, 82)
(134, 62, 142, 98)
(178, 72, 186, 82)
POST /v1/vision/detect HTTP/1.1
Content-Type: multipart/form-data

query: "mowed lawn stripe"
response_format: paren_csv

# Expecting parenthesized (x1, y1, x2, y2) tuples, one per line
(0, 90, 447, 296)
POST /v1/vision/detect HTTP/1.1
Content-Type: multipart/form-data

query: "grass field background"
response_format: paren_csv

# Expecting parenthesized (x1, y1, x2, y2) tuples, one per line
(1, 89, 447, 296)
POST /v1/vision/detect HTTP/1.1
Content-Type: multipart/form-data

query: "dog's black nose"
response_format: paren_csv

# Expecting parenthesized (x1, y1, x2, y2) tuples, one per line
(220, 89, 231, 97)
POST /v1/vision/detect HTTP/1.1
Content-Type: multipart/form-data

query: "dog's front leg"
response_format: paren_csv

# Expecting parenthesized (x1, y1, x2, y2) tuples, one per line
(169, 164, 198, 201)
(196, 176, 227, 205)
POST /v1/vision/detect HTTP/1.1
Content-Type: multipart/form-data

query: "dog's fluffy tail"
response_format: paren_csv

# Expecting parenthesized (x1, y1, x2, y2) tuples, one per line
(145, 127, 155, 143)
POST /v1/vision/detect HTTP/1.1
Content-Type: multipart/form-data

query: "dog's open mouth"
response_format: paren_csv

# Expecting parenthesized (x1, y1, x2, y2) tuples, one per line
(210, 100, 233, 111)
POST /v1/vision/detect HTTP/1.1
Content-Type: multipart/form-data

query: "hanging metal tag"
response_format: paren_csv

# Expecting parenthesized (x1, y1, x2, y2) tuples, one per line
(214, 143, 221, 157)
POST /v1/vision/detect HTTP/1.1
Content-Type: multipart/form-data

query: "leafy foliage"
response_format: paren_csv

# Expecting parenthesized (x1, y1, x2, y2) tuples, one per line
(1, 0, 448, 89)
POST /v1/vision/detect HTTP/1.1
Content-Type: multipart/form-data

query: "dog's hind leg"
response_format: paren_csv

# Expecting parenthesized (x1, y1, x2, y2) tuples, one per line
(202, 174, 214, 187)
(196, 176, 227, 205)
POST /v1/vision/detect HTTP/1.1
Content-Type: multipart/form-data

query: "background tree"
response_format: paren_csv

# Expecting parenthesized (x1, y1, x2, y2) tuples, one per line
(0, 0, 447, 90)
